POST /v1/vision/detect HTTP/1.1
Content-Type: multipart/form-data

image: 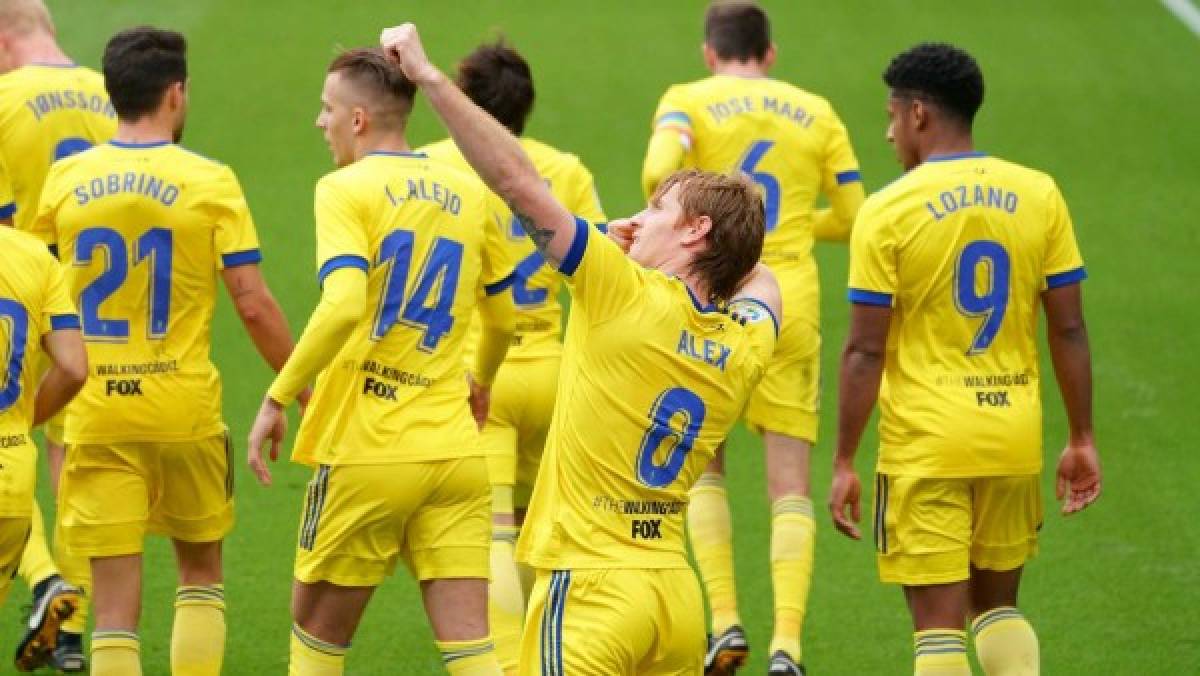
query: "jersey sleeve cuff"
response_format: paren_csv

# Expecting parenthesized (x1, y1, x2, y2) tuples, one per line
(0, 202, 14, 219)
(835, 169, 863, 185)
(1045, 266, 1087, 289)
(483, 270, 517, 296)
(557, 216, 590, 276)
(848, 288, 894, 307)
(49, 314, 81, 331)
(317, 254, 369, 287)
(221, 249, 263, 268)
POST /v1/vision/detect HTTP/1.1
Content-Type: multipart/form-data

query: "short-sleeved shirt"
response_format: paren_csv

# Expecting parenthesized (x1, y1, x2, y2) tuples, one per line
(848, 152, 1086, 477)
(291, 152, 511, 466)
(516, 218, 777, 570)
(32, 141, 262, 443)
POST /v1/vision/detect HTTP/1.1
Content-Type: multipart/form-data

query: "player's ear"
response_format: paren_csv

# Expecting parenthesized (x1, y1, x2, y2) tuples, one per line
(911, 98, 929, 132)
(352, 106, 366, 134)
(702, 43, 717, 70)
(763, 44, 777, 69)
(683, 214, 712, 246)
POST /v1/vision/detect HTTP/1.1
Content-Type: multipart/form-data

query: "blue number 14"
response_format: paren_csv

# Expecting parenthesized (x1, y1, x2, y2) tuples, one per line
(372, 229, 463, 351)
(954, 240, 1010, 355)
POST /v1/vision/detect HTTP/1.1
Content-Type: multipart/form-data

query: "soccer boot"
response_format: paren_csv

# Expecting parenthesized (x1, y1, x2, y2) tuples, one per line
(705, 624, 749, 675)
(49, 631, 87, 672)
(14, 574, 82, 671)
(767, 649, 807, 675)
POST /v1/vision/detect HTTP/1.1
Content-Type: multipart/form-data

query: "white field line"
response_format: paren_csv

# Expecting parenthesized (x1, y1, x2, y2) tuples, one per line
(1163, 0, 1200, 38)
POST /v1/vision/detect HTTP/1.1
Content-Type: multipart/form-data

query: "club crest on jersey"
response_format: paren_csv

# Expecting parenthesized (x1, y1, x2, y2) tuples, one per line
(729, 300, 769, 326)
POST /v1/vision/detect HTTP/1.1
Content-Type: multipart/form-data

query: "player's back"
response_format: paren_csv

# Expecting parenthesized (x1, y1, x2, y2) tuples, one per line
(655, 75, 856, 271)
(0, 228, 75, 451)
(849, 153, 1086, 477)
(34, 141, 260, 444)
(421, 137, 605, 360)
(293, 152, 509, 465)
(0, 64, 116, 231)
(517, 227, 775, 570)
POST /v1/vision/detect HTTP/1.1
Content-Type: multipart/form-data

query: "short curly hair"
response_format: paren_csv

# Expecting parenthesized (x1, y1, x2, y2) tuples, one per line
(456, 40, 535, 136)
(883, 43, 984, 126)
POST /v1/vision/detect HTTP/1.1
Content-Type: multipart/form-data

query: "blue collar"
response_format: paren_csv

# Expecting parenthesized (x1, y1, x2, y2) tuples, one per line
(368, 151, 427, 158)
(926, 151, 987, 162)
(31, 62, 77, 68)
(685, 285, 718, 313)
(109, 140, 171, 149)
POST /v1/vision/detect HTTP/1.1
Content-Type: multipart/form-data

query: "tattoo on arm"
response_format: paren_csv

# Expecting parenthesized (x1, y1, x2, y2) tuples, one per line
(511, 207, 556, 256)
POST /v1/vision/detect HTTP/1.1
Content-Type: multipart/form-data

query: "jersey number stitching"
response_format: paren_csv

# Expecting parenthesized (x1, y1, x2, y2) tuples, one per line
(372, 229, 463, 352)
(954, 239, 1011, 355)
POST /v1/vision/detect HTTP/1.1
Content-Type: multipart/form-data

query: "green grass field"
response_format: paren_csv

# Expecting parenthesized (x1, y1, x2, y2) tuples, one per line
(8, 1, 1199, 673)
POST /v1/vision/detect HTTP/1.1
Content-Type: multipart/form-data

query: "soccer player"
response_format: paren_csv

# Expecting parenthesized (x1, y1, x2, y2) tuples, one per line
(641, 2, 865, 673)
(0, 226, 87, 669)
(32, 27, 298, 676)
(828, 43, 1101, 676)
(382, 23, 782, 675)
(420, 39, 606, 673)
(0, 1, 117, 666)
(246, 47, 515, 676)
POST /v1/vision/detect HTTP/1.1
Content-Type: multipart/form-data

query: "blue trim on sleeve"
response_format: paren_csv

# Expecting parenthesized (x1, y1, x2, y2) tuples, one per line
(594, 222, 608, 234)
(835, 169, 862, 185)
(0, 202, 14, 219)
(848, 288, 894, 307)
(317, 254, 369, 287)
(109, 140, 171, 149)
(50, 314, 81, 331)
(557, 217, 590, 276)
(926, 151, 987, 162)
(483, 271, 517, 296)
(733, 298, 780, 337)
(47, 244, 59, 259)
(221, 249, 263, 268)
(1046, 266, 1087, 289)
(655, 111, 692, 127)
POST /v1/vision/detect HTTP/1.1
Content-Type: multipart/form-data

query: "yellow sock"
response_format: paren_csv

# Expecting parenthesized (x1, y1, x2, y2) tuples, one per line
(92, 630, 141, 676)
(437, 637, 502, 675)
(171, 584, 226, 675)
(972, 606, 1038, 675)
(688, 472, 740, 633)
(914, 630, 970, 676)
(768, 495, 815, 662)
(54, 513, 91, 634)
(489, 524, 522, 675)
(290, 624, 346, 676)
(17, 501, 58, 588)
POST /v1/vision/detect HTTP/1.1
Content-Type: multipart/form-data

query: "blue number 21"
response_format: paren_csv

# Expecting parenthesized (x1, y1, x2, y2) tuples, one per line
(636, 387, 707, 488)
(0, 299, 29, 413)
(372, 229, 463, 351)
(738, 140, 781, 231)
(954, 240, 1010, 355)
(75, 227, 173, 341)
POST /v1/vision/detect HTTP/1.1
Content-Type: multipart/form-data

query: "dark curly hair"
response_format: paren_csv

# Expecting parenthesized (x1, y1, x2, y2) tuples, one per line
(883, 43, 984, 126)
(456, 39, 534, 136)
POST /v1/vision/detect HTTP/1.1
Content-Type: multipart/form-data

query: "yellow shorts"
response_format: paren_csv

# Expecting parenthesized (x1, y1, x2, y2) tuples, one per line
(520, 568, 705, 676)
(873, 474, 1043, 585)
(0, 517, 29, 606)
(0, 439, 37, 517)
(294, 457, 491, 587)
(744, 313, 820, 443)
(60, 433, 234, 557)
(480, 356, 559, 504)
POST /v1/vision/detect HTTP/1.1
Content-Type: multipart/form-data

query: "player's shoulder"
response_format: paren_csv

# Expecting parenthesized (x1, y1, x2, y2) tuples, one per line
(658, 76, 714, 104)
(417, 137, 461, 162)
(766, 78, 837, 110)
(982, 155, 1061, 194)
(522, 138, 591, 177)
(0, 225, 54, 262)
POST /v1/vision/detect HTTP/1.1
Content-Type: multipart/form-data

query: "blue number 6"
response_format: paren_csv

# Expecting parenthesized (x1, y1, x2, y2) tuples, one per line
(738, 140, 780, 231)
(0, 299, 29, 413)
(636, 387, 707, 488)
(954, 240, 1010, 355)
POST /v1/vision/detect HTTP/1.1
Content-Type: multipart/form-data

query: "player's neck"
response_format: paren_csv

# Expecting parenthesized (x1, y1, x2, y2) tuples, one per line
(114, 118, 175, 146)
(660, 259, 714, 309)
(712, 60, 769, 79)
(355, 133, 411, 161)
(919, 133, 975, 163)
(13, 34, 71, 67)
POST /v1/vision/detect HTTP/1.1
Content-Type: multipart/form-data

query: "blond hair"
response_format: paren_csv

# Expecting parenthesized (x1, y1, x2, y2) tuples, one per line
(0, 0, 54, 36)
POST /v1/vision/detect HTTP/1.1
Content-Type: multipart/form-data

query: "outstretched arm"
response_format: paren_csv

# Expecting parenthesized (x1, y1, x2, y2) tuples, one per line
(35, 327, 87, 427)
(381, 24, 576, 265)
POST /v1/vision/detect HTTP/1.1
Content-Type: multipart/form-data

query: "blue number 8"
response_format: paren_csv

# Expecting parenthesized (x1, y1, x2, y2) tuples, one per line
(0, 299, 29, 413)
(738, 140, 780, 231)
(954, 240, 1010, 355)
(636, 387, 707, 488)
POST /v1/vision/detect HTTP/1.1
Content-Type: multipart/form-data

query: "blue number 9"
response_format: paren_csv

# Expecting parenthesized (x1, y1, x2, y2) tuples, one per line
(738, 140, 780, 231)
(636, 387, 707, 488)
(954, 240, 1010, 355)
(0, 299, 29, 413)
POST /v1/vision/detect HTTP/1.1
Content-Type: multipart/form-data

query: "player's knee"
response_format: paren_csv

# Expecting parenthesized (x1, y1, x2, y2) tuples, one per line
(173, 539, 223, 585)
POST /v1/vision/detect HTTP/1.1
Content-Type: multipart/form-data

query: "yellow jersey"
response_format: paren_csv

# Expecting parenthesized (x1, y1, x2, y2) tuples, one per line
(31, 141, 262, 444)
(0, 227, 77, 474)
(421, 137, 606, 361)
(0, 63, 116, 231)
(291, 151, 511, 466)
(0, 154, 14, 220)
(516, 219, 777, 570)
(650, 74, 862, 314)
(848, 152, 1086, 477)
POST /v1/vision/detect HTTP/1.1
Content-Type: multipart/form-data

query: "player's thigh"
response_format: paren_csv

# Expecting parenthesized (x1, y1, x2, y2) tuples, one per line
(60, 442, 150, 557)
(404, 457, 491, 581)
(150, 432, 234, 544)
(640, 569, 706, 676)
(744, 314, 821, 442)
(520, 569, 652, 676)
(970, 475, 1042, 572)
(875, 474, 973, 586)
(0, 516, 30, 606)
(294, 463, 421, 588)
(514, 357, 559, 502)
